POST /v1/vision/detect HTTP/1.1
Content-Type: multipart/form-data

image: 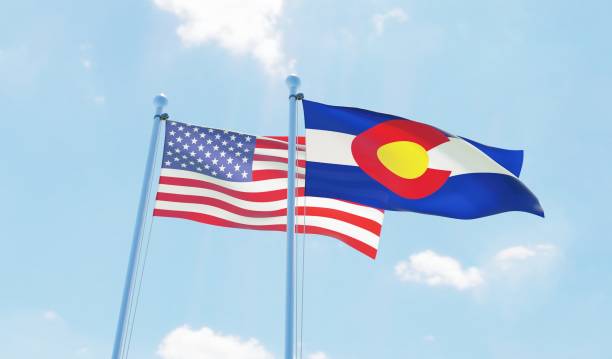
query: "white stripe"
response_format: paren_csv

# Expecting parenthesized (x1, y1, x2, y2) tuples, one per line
(296, 216, 379, 249)
(428, 137, 514, 177)
(155, 201, 380, 248)
(156, 184, 383, 224)
(297, 196, 384, 223)
(306, 130, 515, 177)
(155, 200, 287, 225)
(254, 148, 306, 160)
(252, 161, 306, 173)
(306, 129, 357, 166)
(160, 168, 289, 192)
(155, 202, 378, 250)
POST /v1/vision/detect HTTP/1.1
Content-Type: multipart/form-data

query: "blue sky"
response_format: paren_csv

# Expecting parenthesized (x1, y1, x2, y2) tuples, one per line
(1, 0, 611, 358)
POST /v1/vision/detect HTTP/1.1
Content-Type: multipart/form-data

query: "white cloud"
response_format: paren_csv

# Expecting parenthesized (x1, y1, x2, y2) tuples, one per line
(157, 326, 274, 359)
(93, 95, 106, 105)
(372, 8, 408, 35)
(43, 310, 60, 321)
(154, 0, 292, 75)
(81, 59, 92, 70)
(308, 352, 329, 359)
(494, 244, 558, 270)
(395, 250, 483, 290)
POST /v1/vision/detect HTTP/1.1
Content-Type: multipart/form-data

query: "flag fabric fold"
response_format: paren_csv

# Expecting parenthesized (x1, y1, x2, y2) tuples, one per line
(153, 121, 384, 258)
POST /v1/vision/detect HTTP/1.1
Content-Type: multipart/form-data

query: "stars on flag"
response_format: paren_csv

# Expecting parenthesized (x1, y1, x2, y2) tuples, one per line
(162, 121, 256, 181)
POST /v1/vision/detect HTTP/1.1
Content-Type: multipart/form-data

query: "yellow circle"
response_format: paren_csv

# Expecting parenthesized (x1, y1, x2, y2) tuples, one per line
(376, 141, 429, 179)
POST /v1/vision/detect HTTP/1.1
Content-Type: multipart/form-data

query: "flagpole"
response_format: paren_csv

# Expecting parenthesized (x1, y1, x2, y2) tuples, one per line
(111, 94, 168, 359)
(284, 74, 300, 359)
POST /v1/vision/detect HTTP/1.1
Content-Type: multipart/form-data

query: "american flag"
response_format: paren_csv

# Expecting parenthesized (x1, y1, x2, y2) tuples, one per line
(153, 120, 384, 258)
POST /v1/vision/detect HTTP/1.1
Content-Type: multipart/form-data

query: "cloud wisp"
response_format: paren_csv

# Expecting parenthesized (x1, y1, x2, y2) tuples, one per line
(394, 250, 483, 290)
(395, 244, 559, 291)
(372, 8, 408, 35)
(154, 0, 293, 76)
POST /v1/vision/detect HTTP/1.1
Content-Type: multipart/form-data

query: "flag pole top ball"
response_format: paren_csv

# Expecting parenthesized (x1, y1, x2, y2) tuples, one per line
(153, 93, 168, 109)
(285, 74, 301, 90)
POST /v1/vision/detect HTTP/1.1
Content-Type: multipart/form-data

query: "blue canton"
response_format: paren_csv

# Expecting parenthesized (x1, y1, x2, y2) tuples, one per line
(162, 121, 257, 182)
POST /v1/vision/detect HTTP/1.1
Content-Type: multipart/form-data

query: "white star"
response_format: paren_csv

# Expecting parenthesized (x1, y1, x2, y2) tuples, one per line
(199, 133, 205, 138)
(208, 128, 214, 133)
(189, 161, 195, 165)
(169, 131, 175, 136)
(168, 141, 174, 147)
(212, 171, 217, 176)
(197, 158, 203, 163)
(228, 146, 234, 152)
(230, 135, 236, 141)
(176, 137, 183, 143)
(191, 138, 197, 144)
(193, 127, 199, 132)
(219, 165, 226, 172)
(198, 145, 204, 151)
(235, 152, 241, 157)
(213, 145, 219, 151)
(178, 126, 184, 131)
(174, 148, 180, 153)
(222, 140, 227, 146)
(242, 157, 248, 163)
(244, 148, 250, 152)
(237, 142, 243, 148)
(223, 130, 229, 134)
(185, 132, 191, 137)
(204, 164, 210, 169)
(182, 144, 189, 150)
(164, 160, 171, 166)
(182, 155, 187, 159)
(190, 151, 196, 157)
(215, 134, 221, 140)
(227, 157, 233, 164)
(241, 171, 248, 178)
(226, 172, 233, 178)
(220, 151, 226, 157)
(245, 136, 251, 142)
(171, 121, 177, 126)
(180, 163, 187, 168)
(212, 158, 219, 165)
(166, 151, 172, 156)
(174, 157, 180, 161)
(234, 164, 240, 171)
(206, 139, 213, 145)
(196, 167, 202, 171)
(205, 151, 211, 158)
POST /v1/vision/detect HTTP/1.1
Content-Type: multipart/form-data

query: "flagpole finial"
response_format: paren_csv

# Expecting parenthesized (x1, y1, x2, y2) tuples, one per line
(285, 74, 301, 91)
(153, 93, 168, 112)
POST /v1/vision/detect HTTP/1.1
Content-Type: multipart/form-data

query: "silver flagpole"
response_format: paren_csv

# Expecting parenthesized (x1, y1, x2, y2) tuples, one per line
(111, 94, 168, 359)
(284, 75, 300, 359)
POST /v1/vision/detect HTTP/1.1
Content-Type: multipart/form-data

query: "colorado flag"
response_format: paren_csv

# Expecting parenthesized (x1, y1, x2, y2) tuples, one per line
(303, 100, 544, 219)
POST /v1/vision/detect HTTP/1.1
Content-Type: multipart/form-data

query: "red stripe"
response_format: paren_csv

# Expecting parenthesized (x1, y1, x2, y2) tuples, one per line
(154, 209, 286, 231)
(160, 176, 306, 199)
(159, 176, 290, 202)
(253, 154, 306, 167)
(156, 192, 287, 218)
(156, 192, 379, 234)
(252, 170, 305, 181)
(256, 138, 306, 150)
(297, 226, 377, 259)
(263, 136, 306, 145)
(153, 210, 376, 259)
(295, 206, 382, 235)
